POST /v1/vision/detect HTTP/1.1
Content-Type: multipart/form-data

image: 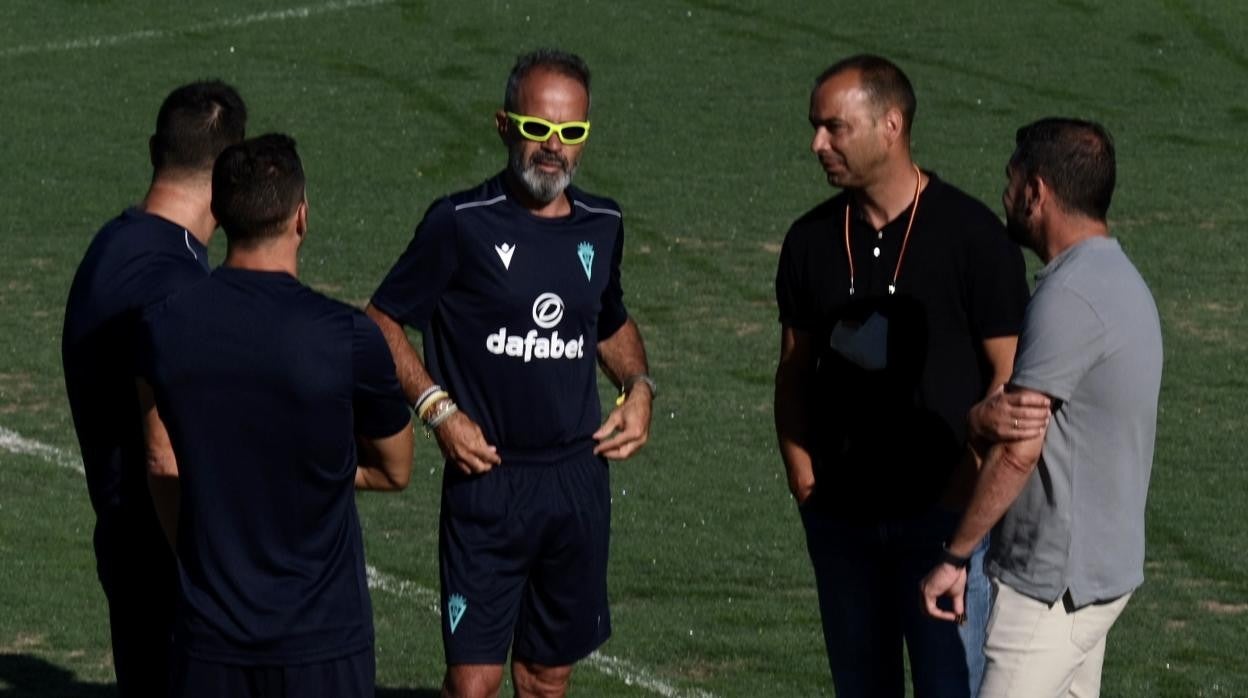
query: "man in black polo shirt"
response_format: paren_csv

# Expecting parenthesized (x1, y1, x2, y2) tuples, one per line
(138, 134, 413, 697)
(367, 48, 654, 698)
(62, 80, 246, 697)
(774, 55, 1038, 697)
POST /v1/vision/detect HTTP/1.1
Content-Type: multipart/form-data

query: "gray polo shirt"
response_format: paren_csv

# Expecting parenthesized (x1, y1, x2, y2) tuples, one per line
(988, 237, 1162, 607)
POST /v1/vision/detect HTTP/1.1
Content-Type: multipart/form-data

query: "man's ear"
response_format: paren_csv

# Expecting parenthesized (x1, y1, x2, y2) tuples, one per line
(496, 110, 510, 145)
(295, 199, 308, 240)
(1025, 174, 1048, 216)
(882, 105, 905, 147)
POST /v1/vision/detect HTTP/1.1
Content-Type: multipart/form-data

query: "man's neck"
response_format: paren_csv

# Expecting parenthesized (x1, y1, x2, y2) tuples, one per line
(1039, 214, 1110, 264)
(223, 241, 299, 277)
(852, 158, 924, 231)
(142, 176, 216, 245)
(504, 171, 572, 219)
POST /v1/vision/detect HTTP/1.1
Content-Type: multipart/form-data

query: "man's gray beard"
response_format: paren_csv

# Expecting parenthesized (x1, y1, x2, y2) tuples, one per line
(510, 148, 577, 203)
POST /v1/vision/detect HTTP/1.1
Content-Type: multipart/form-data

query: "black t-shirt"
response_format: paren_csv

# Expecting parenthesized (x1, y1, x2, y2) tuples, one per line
(63, 208, 210, 523)
(371, 173, 628, 463)
(775, 173, 1029, 518)
(139, 267, 411, 665)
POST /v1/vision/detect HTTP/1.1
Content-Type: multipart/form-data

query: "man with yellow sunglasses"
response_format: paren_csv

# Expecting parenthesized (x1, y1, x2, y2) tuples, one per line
(367, 48, 654, 698)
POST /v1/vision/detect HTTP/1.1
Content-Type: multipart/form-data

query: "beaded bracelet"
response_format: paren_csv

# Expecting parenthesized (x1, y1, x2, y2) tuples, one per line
(425, 399, 459, 431)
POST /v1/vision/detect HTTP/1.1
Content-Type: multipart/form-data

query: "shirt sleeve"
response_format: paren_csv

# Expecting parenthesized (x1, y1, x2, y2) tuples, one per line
(775, 226, 813, 331)
(132, 267, 198, 380)
(966, 217, 1030, 339)
(352, 312, 413, 438)
(596, 215, 628, 341)
(135, 304, 161, 381)
(369, 198, 459, 332)
(1009, 283, 1104, 402)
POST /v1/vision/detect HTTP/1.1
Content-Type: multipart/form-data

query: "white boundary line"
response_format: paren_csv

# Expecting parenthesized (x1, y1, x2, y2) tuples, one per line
(1, 425, 718, 698)
(1, 0, 395, 59)
(0, 426, 84, 474)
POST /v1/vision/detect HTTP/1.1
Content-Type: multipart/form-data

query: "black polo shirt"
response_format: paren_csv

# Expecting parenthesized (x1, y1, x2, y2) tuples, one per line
(776, 172, 1028, 519)
(140, 267, 411, 665)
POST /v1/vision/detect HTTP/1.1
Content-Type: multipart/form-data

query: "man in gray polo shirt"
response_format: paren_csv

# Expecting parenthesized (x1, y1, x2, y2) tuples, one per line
(920, 118, 1163, 697)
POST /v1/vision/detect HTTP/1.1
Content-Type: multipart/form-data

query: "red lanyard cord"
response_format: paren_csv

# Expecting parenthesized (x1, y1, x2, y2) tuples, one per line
(843, 164, 924, 296)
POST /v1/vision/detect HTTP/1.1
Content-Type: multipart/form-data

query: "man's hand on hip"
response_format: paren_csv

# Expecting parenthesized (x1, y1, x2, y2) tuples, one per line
(435, 411, 500, 475)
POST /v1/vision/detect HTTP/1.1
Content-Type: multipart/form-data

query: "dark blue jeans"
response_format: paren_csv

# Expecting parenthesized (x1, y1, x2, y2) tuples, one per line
(801, 505, 988, 698)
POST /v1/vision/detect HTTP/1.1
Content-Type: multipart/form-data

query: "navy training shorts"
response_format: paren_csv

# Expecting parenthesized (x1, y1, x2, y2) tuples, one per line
(439, 448, 611, 666)
(170, 647, 374, 698)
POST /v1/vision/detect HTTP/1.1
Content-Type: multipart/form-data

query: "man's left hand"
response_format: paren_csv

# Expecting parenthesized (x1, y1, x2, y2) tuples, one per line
(969, 384, 1050, 445)
(593, 385, 652, 460)
(920, 563, 968, 624)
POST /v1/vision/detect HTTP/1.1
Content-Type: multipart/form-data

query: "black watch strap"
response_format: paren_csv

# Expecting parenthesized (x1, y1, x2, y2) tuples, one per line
(940, 544, 971, 569)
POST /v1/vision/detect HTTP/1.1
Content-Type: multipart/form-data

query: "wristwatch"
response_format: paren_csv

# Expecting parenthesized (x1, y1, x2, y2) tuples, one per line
(939, 543, 970, 569)
(617, 374, 657, 405)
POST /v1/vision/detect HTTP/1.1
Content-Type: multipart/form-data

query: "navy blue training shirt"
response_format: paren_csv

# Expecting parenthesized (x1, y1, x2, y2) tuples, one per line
(63, 208, 210, 521)
(371, 173, 628, 461)
(139, 267, 411, 665)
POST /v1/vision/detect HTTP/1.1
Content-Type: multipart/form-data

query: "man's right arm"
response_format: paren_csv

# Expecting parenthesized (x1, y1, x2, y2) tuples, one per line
(775, 325, 816, 505)
(365, 303, 499, 474)
(355, 426, 413, 491)
(137, 379, 179, 549)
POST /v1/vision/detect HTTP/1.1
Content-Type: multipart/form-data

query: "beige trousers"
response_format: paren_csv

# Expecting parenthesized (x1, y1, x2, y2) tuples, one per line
(979, 579, 1132, 698)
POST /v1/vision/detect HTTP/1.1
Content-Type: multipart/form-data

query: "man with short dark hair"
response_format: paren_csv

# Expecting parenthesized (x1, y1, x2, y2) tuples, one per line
(62, 79, 246, 696)
(922, 118, 1162, 697)
(366, 48, 653, 698)
(139, 134, 414, 698)
(774, 54, 1035, 696)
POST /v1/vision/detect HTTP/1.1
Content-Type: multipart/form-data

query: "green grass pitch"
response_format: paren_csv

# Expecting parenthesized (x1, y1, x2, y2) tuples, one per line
(1, 1, 1246, 695)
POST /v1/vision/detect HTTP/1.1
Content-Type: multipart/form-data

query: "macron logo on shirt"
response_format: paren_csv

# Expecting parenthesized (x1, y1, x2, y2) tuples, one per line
(495, 243, 515, 269)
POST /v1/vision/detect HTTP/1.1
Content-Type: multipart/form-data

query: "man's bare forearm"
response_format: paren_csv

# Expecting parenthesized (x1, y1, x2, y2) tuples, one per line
(775, 326, 816, 503)
(138, 379, 179, 549)
(366, 303, 436, 404)
(947, 438, 1042, 558)
(355, 427, 414, 491)
(597, 318, 648, 389)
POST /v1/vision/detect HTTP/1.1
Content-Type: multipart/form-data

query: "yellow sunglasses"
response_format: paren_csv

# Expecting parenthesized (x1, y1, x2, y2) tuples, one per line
(506, 112, 591, 145)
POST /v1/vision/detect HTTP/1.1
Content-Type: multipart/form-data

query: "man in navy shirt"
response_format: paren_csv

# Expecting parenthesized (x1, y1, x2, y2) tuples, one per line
(368, 49, 655, 698)
(62, 80, 246, 697)
(139, 134, 414, 697)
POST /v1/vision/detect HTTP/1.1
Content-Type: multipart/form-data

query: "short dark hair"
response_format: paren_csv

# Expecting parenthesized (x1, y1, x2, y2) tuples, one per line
(211, 134, 305, 246)
(503, 48, 591, 113)
(1011, 118, 1116, 220)
(150, 80, 247, 175)
(814, 54, 916, 135)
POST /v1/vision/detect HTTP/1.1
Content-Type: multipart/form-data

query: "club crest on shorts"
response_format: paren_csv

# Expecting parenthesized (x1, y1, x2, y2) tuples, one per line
(577, 242, 594, 281)
(448, 594, 468, 634)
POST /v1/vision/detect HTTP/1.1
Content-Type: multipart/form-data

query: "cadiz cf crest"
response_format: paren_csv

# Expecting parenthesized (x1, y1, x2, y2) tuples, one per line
(577, 242, 594, 281)
(448, 594, 467, 634)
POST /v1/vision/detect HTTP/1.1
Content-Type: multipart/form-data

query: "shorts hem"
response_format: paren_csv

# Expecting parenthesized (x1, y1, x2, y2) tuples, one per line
(513, 630, 611, 668)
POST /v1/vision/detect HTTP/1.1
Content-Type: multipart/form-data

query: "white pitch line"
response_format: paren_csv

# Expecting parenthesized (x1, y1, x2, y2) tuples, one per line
(585, 653, 718, 698)
(365, 564, 441, 616)
(0, 426, 84, 474)
(1, 424, 719, 698)
(0, 0, 395, 59)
